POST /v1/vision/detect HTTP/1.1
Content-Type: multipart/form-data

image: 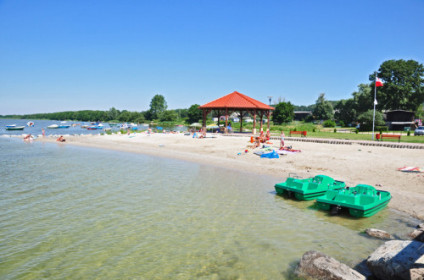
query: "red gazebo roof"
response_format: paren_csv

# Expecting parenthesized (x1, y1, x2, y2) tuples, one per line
(199, 91, 274, 110)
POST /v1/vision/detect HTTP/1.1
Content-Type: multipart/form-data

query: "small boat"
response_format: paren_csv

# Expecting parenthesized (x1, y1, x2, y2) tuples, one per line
(316, 184, 391, 217)
(6, 124, 16, 128)
(87, 124, 103, 130)
(275, 174, 345, 200)
(57, 125, 71, 128)
(47, 124, 59, 129)
(6, 126, 25, 130)
(27, 121, 34, 127)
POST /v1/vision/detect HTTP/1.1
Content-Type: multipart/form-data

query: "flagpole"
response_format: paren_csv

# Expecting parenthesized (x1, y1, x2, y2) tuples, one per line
(372, 71, 377, 140)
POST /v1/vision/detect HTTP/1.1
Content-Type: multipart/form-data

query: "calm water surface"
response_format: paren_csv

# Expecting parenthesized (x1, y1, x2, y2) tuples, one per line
(0, 137, 419, 279)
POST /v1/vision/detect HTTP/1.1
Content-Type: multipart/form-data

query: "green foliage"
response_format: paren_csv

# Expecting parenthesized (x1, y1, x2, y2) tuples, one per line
(357, 110, 385, 131)
(313, 93, 334, 120)
(323, 120, 336, 127)
(376, 126, 388, 132)
(107, 107, 119, 120)
(334, 128, 337, 133)
(371, 59, 424, 111)
(334, 84, 373, 125)
(407, 130, 411, 136)
(148, 94, 167, 120)
(339, 120, 345, 127)
(272, 101, 295, 124)
(160, 110, 178, 122)
(186, 104, 202, 124)
(355, 128, 359, 134)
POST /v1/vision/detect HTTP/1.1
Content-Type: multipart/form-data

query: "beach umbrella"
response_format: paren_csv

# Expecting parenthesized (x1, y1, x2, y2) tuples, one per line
(190, 123, 202, 128)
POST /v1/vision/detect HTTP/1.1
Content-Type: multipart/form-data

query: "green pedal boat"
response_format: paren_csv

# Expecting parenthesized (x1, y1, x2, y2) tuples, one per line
(274, 175, 346, 201)
(316, 184, 391, 217)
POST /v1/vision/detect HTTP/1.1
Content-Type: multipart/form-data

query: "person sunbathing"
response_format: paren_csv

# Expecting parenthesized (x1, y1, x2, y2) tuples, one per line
(57, 136, 66, 142)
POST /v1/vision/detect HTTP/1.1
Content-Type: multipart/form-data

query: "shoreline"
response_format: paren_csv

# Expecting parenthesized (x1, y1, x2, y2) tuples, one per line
(34, 133, 424, 220)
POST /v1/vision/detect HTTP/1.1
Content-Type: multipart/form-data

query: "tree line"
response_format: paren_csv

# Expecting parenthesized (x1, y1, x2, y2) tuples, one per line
(2, 59, 423, 130)
(272, 59, 424, 129)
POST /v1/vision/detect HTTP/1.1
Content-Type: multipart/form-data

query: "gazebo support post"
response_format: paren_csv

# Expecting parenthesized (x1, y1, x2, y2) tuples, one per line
(225, 108, 228, 134)
(202, 109, 207, 134)
(253, 109, 257, 135)
(260, 112, 264, 134)
(239, 110, 243, 133)
(267, 110, 271, 132)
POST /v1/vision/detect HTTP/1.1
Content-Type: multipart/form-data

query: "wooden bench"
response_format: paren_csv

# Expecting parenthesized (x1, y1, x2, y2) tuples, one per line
(380, 134, 401, 142)
(290, 131, 307, 137)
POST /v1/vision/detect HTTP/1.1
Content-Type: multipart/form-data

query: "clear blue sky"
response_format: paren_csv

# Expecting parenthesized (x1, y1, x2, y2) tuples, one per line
(1, 0, 423, 115)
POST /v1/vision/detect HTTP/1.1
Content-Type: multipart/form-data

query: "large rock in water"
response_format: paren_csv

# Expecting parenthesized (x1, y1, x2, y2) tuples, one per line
(295, 250, 365, 280)
(365, 228, 394, 240)
(367, 240, 424, 280)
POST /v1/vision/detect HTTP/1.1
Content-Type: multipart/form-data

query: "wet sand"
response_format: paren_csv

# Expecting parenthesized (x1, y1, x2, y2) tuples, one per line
(37, 133, 424, 220)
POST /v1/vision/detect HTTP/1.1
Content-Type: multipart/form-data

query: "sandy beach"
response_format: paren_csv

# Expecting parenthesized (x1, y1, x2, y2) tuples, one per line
(37, 133, 424, 220)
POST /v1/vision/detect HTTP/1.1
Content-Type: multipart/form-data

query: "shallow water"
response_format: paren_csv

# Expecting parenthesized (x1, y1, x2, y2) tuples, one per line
(0, 137, 419, 279)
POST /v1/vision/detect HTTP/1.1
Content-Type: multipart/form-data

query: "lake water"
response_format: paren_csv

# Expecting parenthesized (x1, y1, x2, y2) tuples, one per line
(0, 119, 159, 137)
(0, 137, 420, 279)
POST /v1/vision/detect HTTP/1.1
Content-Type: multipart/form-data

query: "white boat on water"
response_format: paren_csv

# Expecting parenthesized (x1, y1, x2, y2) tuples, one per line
(6, 126, 25, 130)
(47, 124, 59, 129)
(6, 124, 16, 128)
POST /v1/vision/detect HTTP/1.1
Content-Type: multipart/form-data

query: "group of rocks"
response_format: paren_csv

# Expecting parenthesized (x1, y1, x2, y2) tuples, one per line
(295, 224, 424, 280)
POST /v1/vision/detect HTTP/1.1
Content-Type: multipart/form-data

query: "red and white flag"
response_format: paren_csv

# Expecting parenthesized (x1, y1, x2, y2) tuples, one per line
(376, 77, 383, 87)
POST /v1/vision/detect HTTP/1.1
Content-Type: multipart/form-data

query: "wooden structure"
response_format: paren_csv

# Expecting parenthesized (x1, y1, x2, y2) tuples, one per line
(385, 110, 415, 130)
(199, 91, 274, 134)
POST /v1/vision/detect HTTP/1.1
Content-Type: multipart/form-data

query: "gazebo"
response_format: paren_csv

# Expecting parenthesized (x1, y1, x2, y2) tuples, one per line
(199, 91, 274, 134)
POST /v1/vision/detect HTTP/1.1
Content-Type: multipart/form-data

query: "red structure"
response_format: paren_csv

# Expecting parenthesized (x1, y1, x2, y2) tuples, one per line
(199, 91, 274, 134)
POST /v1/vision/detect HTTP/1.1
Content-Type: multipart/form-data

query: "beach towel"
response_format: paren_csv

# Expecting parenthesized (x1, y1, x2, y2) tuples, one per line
(280, 147, 301, 153)
(253, 147, 273, 156)
(260, 150, 279, 159)
(397, 166, 423, 173)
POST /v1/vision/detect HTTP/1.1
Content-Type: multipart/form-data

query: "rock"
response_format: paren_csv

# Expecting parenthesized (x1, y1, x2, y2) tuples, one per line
(417, 223, 424, 230)
(408, 229, 424, 242)
(295, 250, 365, 280)
(365, 228, 394, 240)
(367, 240, 424, 280)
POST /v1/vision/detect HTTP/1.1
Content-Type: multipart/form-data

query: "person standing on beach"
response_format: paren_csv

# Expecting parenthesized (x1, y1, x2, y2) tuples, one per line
(280, 131, 285, 148)
(42, 128, 45, 137)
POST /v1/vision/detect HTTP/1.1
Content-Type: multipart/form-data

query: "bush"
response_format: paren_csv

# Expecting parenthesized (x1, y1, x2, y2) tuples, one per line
(323, 120, 336, 127)
(339, 120, 345, 127)
(313, 128, 316, 132)
(334, 128, 337, 133)
(407, 130, 411, 136)
(355, 128, 359, 134)
(376, 126, 388, 132)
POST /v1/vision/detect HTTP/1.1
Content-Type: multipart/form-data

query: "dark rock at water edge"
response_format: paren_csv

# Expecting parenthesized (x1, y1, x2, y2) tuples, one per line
(408, 229, 424, 242)
(365, 228, 394, 240)
(295, 250, 366, 280)
(367, 240, 424, 280)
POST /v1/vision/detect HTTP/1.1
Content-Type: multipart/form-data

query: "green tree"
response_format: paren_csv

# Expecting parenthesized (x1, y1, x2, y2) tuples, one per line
(107, 107, 120, 121)
(148, 94, 167, 120)
(272, 101, 294, 124)
(334, 84, 373, 125)
(370, 59, 424, 111)
(357, 110, 385, 131)
(313, 93, 334, 120)
(186, 104, 202, 124)
(160, 110, 178, 122)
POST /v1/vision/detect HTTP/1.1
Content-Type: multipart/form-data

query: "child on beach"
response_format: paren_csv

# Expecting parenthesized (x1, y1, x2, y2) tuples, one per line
(280, 131, 285, 148)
